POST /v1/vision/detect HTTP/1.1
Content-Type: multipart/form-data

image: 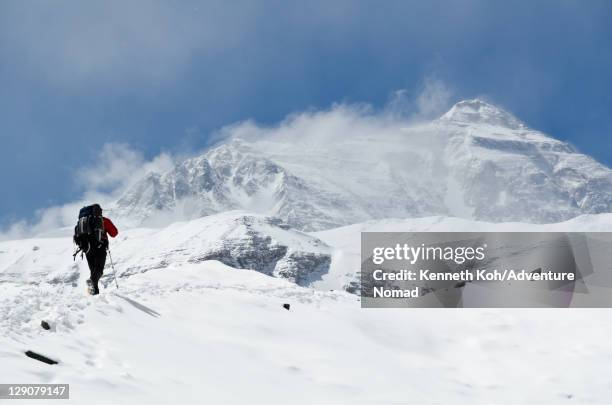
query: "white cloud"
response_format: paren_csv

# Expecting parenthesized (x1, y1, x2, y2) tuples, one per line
(76, 143, 174, 194)
(386, 89, 413, 118)
(0, 143, 175, 241)
(383, 77, 454, 121)
(415, 76, 454, 119)
(0, 192, 112, 241)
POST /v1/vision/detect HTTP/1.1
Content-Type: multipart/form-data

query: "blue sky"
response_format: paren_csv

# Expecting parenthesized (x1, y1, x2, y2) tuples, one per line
(1, 0, 611, 227)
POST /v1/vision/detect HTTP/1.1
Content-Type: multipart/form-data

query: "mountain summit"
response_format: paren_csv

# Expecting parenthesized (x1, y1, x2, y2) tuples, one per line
(440, 99, 525, 129)
(111, 100, 612, 229)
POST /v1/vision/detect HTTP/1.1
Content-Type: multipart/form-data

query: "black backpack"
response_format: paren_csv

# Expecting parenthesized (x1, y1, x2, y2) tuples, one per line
(73, 204, 105, 254)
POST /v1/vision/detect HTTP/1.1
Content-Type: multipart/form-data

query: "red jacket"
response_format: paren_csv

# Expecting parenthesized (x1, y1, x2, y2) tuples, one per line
(103, 217, 118, 239)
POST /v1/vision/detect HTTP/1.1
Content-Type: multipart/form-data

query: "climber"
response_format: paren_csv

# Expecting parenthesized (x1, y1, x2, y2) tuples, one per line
(73, 204, 118, 295)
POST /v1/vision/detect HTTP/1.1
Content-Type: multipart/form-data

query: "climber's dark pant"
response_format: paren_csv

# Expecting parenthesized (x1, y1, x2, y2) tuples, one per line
(86, 247, 107, 295)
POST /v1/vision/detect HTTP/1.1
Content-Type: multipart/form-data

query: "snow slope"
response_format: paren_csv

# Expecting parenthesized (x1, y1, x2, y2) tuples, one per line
(112, 99, 612, 230)
(0, 211, 331, 289)
(2, 213, 612, 404)
(313, 213, 612, 292)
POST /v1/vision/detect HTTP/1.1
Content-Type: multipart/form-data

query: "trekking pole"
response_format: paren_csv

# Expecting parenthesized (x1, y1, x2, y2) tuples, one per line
(107, 247, 120, 289)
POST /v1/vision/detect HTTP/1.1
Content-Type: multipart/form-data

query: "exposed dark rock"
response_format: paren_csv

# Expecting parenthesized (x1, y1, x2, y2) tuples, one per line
(344, 280, 361, 295)
(25, 350, 58, 365)
(274, 253, 331, 286)
(188, 216, 332, 286)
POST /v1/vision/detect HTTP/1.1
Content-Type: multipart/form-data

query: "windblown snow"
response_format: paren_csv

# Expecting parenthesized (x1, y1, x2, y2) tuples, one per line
(113, 99, 612, 229)
(2, 100, 612, 404)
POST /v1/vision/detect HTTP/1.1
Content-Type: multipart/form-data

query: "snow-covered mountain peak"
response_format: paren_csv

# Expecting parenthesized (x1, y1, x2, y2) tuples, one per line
(440, 99, 525, 129)
(110, 102, 612, 230)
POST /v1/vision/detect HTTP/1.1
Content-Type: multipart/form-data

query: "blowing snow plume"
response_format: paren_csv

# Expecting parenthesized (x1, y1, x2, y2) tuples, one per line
(111, 98, 612, 230)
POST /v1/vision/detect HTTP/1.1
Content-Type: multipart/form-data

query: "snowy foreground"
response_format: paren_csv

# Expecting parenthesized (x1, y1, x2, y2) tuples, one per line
(2, 212, 612, 404)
